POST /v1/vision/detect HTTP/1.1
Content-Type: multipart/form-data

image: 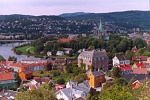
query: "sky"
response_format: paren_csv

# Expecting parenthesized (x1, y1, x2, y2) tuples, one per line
(0, 0, 149, 15)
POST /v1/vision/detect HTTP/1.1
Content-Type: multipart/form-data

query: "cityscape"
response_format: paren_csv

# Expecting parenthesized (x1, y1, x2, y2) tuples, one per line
(0, 0, 150, 100)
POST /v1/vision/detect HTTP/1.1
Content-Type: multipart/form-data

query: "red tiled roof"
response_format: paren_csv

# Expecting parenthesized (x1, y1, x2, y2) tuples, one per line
(33, 77, 50, 83)
(0, 72, 15, 81)
(131, 80, 141, 89)
(5, 61, 49, 72)
(132, 68, 147, 74)
(58, 38, 73, 43)
(131, 46, 138, 52)
(136, 62, 145, 68)
(132, 56, 148, 61)
(144, 39, 150, 44)
(119, 64, 132, 71)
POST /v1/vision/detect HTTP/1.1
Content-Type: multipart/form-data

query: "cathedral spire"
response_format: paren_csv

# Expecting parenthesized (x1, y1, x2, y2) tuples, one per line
(98, 18, 103, 33)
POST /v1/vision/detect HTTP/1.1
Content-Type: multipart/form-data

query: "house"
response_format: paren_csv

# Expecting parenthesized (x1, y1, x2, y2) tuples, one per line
(132, 56, 148, 63)
(5, 60, 51, 80)
(0, 67, 18, 90)
(132, 62, 148, 75)
(144, 39, 150, 44)
(58, 38, 74, 43)
(131, 46, 138, 53)
(0, 90, 16, 100)
(78, 50, 109, 71)
(63, 48, 73, 55)
(56, 51, 64, 56)
(119, 64, 132, 74)
(33, 77, 52, 84)
(78, 49, 83, 53)
(23, 77, 52, 90)
(55, 81, 90, 100)
(55, 84, 66, 91)
(112, 54, 130, 67)
(47, 51, 52, 56)
(23, 80, 40, 90)
(87, 71, 106, 88)
(131, 80, 141, 89)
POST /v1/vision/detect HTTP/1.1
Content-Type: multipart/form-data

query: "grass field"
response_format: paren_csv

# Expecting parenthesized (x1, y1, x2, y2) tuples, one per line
(15, 45, 35, 55)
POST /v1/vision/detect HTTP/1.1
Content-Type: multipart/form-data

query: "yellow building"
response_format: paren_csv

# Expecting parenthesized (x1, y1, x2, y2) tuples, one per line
(87, 71, 106, 88)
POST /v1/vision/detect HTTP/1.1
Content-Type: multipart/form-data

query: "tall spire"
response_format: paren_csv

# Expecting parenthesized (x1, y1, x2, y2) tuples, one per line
(96, 18, 104, 39)
(98, 18, 103, 33)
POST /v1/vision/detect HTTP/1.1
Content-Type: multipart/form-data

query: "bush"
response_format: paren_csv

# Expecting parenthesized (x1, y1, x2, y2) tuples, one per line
(55, 78, 65, 84)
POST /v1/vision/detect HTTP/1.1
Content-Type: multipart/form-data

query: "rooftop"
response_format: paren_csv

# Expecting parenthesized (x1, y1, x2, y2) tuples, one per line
(0, 72, 15, 81)
(87, 70, 105, 76)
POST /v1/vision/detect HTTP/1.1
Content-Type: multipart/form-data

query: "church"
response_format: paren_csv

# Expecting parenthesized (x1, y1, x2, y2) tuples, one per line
(94, 18, 110, 40)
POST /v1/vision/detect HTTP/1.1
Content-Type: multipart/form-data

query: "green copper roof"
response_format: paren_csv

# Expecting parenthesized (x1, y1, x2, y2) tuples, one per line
(98, 18, 103, 32)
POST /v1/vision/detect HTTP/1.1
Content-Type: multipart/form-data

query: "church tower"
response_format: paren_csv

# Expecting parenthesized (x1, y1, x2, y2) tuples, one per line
(96, 18, 109, 40)
(97, 18, 104, 39)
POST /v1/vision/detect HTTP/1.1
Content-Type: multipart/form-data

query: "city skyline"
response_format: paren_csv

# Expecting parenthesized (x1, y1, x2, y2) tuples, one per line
(0, 0, 149, 15)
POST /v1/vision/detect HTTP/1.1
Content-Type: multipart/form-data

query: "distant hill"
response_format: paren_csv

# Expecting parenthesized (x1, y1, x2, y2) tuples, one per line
(60, 11, 150, 31)
(0, 11, 150, 35)
(60, 12, 90, 17)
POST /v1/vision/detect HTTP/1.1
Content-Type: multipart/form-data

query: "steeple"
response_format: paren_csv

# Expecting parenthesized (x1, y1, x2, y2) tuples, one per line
(97, 18, 104, 39)
(98, 18, 103, 33)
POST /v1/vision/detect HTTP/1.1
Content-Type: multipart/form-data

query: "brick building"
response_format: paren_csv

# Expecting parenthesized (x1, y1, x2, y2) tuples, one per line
(78, 50, 109, 71)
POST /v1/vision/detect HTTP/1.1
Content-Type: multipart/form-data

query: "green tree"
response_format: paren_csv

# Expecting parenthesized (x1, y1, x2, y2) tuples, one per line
(99, 84, 135, 100)
(55, 78, 65, 84)
(73, 73, 87, 83)
(15, 86, 56, 100)
(133, 38, 147, 49)
(111, 67, 121, 78)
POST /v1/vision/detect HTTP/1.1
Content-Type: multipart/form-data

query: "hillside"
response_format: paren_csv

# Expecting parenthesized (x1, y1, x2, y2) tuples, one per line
(61, 11, 150, 31)
(0, 11, 150, 36)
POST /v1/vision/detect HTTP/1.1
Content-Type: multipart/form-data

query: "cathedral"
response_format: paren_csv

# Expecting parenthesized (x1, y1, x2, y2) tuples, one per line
(95, 18, 109, 40)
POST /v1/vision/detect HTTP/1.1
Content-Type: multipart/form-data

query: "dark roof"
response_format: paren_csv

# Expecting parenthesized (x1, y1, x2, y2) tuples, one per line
(79, 50, 108, 60)
(116, 54, 129, 60)
(122, 74, 150, 82)
(87, 71, 105, 76)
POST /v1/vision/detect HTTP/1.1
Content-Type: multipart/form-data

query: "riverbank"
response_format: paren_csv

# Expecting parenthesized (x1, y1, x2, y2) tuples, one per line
(0, 43, 41, 61)
(14, 45, 35, 55)
(13, 44, 45, 58)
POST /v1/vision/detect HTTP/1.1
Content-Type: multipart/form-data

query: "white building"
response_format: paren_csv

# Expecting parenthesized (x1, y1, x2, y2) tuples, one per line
(55, 81, 90, 100)
(56, 51, 64, 56)
(63, 48, 72, 55)
(47, 51, 52, 56)
(113, 54, 130, 66)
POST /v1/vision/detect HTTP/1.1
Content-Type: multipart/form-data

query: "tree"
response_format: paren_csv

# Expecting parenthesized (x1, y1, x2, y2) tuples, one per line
(8, 56, 17, 62)
(125, 50, 134, 60)
(73, 73, 87, 83)
(55, 78, 65, 84)
(99, 84, 136, 100)
(111, 67, 121, 78)
(116, 39, 132, 52)
(133, 38, 147, 49)
(15, 86, 56, 100)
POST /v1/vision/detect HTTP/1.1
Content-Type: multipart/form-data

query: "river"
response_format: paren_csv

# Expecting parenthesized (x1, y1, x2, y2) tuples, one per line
(0, 42, 40, 61)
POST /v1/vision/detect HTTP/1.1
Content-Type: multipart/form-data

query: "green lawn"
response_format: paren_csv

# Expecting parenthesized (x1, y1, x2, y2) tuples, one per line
(15, 45, 35, 55)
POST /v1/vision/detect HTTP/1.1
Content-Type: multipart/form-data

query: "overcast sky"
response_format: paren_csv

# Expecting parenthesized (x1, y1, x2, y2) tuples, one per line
(0, 0, 149, 15)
